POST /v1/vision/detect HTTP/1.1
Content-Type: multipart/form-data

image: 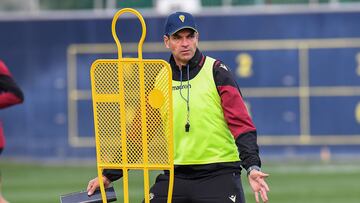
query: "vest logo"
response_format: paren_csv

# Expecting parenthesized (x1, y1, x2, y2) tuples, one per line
(172, 84, 191, 90)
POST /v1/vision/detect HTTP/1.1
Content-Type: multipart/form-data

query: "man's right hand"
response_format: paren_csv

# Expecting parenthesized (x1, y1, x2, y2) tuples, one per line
(87, 176, 111, 196)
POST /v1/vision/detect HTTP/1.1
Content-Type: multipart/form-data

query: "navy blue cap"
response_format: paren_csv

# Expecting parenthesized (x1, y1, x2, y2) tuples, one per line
(164, 12, 198, 36)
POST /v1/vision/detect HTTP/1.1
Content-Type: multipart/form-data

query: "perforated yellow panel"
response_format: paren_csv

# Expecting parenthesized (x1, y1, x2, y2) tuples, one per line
(90, 8, 173, 203)
(91, 59, 173, 168)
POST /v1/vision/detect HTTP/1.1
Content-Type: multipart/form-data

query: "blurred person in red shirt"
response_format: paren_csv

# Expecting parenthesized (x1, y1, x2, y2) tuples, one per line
(0, 60, 24, 203)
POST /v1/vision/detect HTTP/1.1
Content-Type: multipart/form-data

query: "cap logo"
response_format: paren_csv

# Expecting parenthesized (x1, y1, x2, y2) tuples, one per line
(179, 15, 185, 22)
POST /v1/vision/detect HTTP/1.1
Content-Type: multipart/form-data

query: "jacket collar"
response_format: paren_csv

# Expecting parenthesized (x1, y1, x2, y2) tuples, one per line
(169, 48, 205, 72)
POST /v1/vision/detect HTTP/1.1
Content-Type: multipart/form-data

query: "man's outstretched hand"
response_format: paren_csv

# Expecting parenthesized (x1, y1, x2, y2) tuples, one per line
(248, 170, 270, 203)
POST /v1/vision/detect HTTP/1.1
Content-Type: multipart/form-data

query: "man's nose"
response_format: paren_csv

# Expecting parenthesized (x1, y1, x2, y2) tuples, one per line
(180, 38, 189, 46)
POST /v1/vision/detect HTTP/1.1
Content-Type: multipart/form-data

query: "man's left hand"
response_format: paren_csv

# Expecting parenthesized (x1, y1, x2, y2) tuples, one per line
(248, 170, 270, 203)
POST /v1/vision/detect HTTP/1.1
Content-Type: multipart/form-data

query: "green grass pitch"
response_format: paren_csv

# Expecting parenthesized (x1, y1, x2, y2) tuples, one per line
(1, 159, 360, 202)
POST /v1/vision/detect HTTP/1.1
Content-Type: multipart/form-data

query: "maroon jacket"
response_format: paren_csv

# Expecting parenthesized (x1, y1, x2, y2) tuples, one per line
(0, 60, 24, 150)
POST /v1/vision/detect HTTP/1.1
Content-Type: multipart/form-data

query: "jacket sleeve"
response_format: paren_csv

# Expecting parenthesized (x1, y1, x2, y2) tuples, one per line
(213, 60, 261, 170)
(103, 169, 123, 182)
(0, 60, 24, 109)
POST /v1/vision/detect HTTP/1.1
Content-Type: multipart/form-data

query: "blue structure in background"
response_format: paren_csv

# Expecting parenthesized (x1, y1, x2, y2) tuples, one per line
(1, 11, 360, 159)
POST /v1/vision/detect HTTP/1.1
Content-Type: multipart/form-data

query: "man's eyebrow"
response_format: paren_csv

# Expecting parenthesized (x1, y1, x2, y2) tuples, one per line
(171, 31, 195, 38)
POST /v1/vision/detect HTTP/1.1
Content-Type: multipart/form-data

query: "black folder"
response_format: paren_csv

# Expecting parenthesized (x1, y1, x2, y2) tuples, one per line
(60, 186, 117, 203)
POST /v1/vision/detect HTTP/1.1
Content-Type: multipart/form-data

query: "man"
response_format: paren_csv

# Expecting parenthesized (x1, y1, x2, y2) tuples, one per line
(87, 11, 269, 203)
(0, 60, 24, 203)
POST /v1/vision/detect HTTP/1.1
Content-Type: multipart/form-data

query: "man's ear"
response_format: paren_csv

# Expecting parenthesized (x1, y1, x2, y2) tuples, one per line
(195, 32, 199, 47)
(163, 35, 170, 49)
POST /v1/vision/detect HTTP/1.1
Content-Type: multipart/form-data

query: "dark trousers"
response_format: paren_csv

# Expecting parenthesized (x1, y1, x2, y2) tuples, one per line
(145, 171, 245, 203)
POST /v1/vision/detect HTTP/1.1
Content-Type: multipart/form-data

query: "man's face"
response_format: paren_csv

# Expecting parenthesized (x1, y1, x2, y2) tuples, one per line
(164, 29, 199, 66)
